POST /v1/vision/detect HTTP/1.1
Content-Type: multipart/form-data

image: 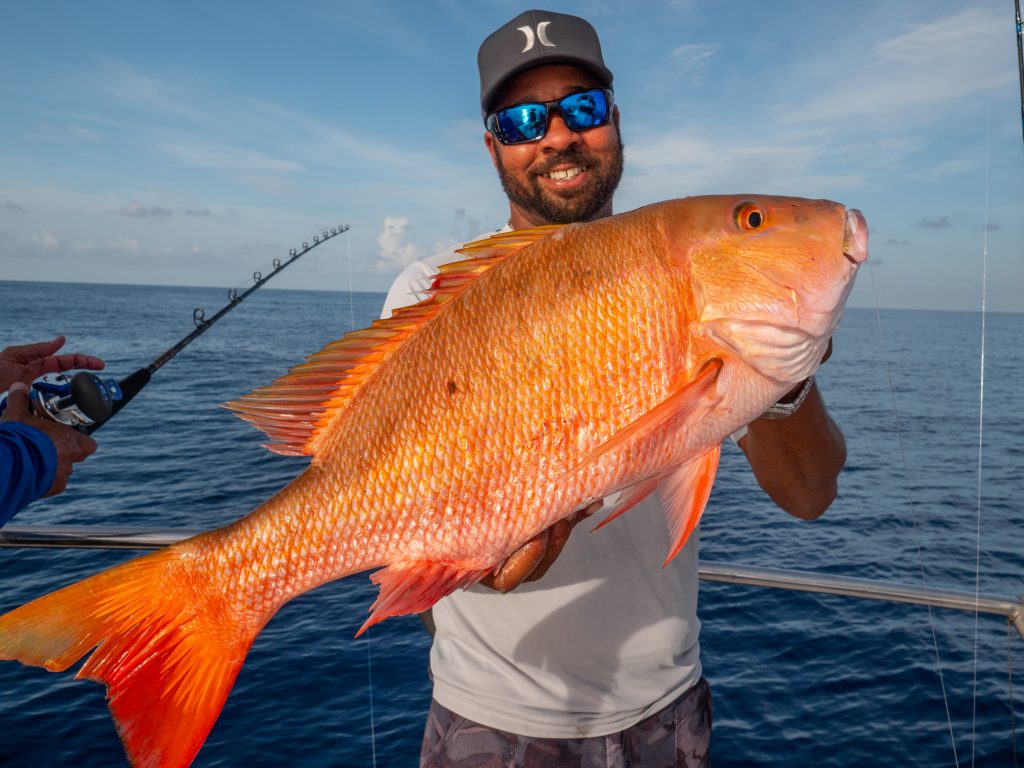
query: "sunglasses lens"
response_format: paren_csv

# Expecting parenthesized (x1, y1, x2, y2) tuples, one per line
(561, 91, 610, 131)
(489, 90, 612, 145)
(495, 104, 548, 144)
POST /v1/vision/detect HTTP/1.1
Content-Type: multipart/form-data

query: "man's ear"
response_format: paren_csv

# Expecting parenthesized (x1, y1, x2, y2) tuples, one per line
(484, 130, 499, 169)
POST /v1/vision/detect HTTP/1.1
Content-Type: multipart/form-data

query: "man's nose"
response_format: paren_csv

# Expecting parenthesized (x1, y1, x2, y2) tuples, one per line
(538, 112, 579, 151)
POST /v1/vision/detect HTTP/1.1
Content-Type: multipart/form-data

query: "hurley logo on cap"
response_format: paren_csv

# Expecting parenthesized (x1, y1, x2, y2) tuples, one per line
(516, 21, 555, 52)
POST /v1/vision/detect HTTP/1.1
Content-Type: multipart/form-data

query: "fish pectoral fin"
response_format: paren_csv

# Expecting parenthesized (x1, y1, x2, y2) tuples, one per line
(591, 476, 663, 531)
(561, 358, 723, 485)
(360, 561, 490, 636)
(659, 445, 721, 566)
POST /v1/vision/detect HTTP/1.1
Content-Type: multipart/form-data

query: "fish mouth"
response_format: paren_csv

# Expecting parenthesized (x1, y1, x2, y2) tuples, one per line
(844, 209, 868, 265)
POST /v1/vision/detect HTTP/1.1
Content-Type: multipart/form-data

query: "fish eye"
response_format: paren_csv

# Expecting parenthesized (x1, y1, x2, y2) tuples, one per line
(735, 203, 766, 231)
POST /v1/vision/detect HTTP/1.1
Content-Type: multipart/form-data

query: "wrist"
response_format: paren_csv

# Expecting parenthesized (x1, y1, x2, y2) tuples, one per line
(759, 376, 814, 420)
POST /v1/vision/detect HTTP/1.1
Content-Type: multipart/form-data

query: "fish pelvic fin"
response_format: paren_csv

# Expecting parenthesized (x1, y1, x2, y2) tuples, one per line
(659, 445, 722, 566)
(226, 224, 564, 458)
(0, 545, 259, 768)
(358, 560, 491, 637)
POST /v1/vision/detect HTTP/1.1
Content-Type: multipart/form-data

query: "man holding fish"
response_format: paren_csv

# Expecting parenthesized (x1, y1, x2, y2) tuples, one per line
(0, 8, 866, 768)
(382, 10, 850, 767)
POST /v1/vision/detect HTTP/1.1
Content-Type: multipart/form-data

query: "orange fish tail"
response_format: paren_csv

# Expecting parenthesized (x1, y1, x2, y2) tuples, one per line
(0, 543, 261, 768)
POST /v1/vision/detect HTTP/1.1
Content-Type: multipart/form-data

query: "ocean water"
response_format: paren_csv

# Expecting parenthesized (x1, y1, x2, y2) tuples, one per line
(0, 280, 1020, 767)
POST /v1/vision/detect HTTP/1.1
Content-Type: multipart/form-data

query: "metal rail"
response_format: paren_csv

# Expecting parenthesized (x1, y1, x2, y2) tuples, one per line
(2, 524, 1021, 640)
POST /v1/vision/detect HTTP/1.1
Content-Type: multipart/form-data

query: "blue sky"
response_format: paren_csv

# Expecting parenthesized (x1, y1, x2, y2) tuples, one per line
(1, 1, 1021, 312)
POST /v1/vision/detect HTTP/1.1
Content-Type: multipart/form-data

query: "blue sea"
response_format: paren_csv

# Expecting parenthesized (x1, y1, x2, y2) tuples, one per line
(0, 280, 1020, 767)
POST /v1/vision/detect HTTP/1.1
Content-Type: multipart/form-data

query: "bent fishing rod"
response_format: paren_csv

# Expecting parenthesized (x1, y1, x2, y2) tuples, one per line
(3, 225, 349, 434)
(1017, 0, 1024, 145)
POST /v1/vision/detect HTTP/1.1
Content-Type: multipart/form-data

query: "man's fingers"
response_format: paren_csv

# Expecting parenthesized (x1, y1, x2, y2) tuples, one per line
(820, 337, 834, 365)
(25, 353, 105, 378)
(2, 337, 65, 363)
(484, 499, 605, 592)
(40, 427, 96, 497)
(524, 500, 603, 584)
(44, 467, 71, 498)
(523, 518, 572, 584)
(1, 382, 30, 420)
(484, 531, 550, 592)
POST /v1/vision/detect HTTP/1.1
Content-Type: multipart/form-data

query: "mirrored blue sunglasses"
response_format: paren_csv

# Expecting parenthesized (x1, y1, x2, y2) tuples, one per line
(486, 89, 614, 145)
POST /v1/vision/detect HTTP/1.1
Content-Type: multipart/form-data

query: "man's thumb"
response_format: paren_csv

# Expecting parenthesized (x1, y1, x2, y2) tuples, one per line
(2, 381, 31, 420)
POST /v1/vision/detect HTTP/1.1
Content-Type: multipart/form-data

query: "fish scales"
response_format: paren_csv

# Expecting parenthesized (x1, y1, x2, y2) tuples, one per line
(211, 204, 689, 617)
(0, 195, 867, 768)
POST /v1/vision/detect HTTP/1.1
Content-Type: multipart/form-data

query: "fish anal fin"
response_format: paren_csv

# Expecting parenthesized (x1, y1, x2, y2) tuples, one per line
(592, 477, 662, 532)
(360, 561, 490, 636)
(562, 358, 723, 484)
(0, 544, 260, 768)
(227, 226, 565, 459)
(659, 445, 721, 566)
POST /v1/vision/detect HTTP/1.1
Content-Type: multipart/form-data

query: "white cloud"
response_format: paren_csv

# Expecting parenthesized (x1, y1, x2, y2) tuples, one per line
(875, 9, 993, 65)
(31, 231, 60, 248)
(376, 216, 423, 271)
(778, 7, 1013, 127)
(90, 59, 210, 122)
(119, 200, 173, 219)
(158, 141, 306, 173)
(669, 43, 720, 70)
(111, 237, 140, 252)
(66, 124, 103, 142)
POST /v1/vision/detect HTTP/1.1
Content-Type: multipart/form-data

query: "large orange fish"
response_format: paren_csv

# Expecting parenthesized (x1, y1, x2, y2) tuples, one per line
(0, 194, 866, 767)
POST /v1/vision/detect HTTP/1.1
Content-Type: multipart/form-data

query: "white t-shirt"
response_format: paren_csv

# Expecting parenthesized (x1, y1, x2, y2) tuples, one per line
(380, 233, 703, 738)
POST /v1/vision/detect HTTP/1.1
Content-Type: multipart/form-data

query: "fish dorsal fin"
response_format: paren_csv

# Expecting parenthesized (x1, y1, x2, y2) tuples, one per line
(226, 225, 563, 457)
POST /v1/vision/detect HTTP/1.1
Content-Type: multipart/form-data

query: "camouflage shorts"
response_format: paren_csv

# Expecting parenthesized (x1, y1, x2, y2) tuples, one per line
(420, 677, 712, 768)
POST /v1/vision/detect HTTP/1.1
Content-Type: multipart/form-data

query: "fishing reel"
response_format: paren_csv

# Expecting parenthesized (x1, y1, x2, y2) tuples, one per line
(0, 372, 122, 432)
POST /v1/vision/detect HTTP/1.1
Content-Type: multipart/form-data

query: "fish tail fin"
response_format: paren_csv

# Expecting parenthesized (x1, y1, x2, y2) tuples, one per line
(0, 543, 259, 768)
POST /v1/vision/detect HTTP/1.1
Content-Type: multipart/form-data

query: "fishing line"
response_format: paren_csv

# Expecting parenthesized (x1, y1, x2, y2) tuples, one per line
(1009, 622, 1019, 766)
(347, 227, 355, 331)
(970, 92, 992, 768)
(345, 229, 378, 766)
(365, 626, 378, 768)
(867, 267, 960, 767)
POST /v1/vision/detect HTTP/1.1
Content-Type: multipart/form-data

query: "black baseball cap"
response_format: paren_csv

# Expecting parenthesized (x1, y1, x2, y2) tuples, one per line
(478, 10, 614, 117)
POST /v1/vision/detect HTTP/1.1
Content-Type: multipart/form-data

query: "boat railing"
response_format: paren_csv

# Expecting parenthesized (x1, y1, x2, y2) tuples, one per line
(2, 524, 1021, 641)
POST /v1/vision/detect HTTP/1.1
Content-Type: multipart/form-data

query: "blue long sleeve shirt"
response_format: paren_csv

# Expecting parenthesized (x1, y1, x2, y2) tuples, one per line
(0, 422, 57, 526)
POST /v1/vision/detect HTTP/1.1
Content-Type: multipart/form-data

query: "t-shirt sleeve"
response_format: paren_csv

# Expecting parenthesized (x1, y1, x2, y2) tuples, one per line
(0, 422, 58, 526)
(379, 260, 441, 319)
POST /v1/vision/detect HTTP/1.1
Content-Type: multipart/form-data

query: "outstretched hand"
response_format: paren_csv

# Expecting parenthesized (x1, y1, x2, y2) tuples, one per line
(482, 500, 603, 592)
(0, 336, 105, 391)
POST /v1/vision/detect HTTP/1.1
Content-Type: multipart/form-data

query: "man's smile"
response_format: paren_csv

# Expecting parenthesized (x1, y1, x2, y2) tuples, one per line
(541, 165, 585, 182)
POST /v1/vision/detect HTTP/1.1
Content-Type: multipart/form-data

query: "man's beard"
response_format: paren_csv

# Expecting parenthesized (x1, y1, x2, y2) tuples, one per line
(494, 142, 625, 225)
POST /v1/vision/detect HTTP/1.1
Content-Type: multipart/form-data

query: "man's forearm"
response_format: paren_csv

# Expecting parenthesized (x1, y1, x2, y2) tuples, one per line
(738, 383, 847, 520)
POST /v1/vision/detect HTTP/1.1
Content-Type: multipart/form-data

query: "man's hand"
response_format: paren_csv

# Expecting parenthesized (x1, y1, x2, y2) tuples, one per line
(1, 382, 98, 497)
(482, 500, 603, 592)
(0, 336, 104, 391)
